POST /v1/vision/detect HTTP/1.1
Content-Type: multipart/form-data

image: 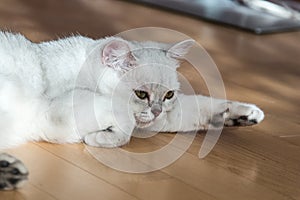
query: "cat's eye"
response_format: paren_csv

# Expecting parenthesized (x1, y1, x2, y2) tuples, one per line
(164, 91, 174, 100)
(134, 90, 148, 100)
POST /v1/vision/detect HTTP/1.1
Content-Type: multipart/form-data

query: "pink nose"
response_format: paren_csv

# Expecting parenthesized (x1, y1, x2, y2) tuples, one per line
(151, 107, 162, 117)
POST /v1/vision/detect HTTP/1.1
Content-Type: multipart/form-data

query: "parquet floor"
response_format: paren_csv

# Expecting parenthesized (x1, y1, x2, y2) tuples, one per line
(0, 0, 299, 199)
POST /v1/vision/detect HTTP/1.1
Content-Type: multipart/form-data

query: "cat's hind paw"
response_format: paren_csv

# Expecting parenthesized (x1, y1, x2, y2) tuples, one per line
(0, 153, 28, 190)
(224, 103, 264, 127)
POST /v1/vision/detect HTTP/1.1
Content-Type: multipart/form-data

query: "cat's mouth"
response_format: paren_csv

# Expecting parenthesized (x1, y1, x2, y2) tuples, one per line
(134, 115, 154, 128)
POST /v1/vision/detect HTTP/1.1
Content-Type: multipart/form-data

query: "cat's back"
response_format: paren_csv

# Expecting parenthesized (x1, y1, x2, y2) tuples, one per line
(37, 35, 96, 97)
(0, 32, 98, 97)
(0, 31, 44, 93)
(0, 31, 30, 47)
(0, 31, 36, 63)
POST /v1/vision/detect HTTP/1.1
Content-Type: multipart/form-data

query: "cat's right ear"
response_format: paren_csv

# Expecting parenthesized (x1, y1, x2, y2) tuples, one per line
(102, 39, 136, 72)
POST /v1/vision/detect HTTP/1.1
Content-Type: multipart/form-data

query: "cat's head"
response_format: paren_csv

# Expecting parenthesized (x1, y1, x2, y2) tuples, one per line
(101, 38, 194, 128)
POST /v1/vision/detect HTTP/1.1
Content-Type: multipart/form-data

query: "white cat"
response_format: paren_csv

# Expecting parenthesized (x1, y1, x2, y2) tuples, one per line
(0, 31, 265, 148)
(0, 31, 264, 189)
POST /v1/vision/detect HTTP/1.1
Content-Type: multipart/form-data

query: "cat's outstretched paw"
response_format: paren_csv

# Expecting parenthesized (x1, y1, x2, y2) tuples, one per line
(84, 126, 131, 148)
(0, 153, 28, 190)
(224, 103, 264, 127)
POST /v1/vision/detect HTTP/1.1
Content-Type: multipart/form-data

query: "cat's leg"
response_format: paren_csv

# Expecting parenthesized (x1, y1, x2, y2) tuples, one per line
(0, 153, 28, 190)
(83, 124, 133, 148)
(35, 90, 134, 148)
(61, 91, 135, 148)
(82, 95, 135, 148)
(147, 94, 264, 132)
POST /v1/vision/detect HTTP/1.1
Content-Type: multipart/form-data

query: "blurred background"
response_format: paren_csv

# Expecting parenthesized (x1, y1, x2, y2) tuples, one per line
(1, 0, 300, 41)
(134, 0, 300, 34)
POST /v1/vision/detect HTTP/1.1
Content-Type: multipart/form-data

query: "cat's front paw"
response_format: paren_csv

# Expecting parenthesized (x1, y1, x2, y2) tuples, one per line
(0, 153, 28, 190)
(84, 126, 131, 148)
(224, 103, 264, 127)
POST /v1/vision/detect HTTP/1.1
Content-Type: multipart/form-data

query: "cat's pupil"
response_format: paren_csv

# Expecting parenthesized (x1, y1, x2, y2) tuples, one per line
(164, 91, 174, 100)
(134, 90, 148, 100)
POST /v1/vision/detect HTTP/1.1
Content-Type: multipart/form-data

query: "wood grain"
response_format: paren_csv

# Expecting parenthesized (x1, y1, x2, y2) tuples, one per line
(0, 0, 299, 199)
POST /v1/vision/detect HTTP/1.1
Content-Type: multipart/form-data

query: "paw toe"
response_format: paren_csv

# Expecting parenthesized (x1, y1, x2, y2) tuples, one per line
(248, 107, 264, 124)
(0, 153, 28, 190)
(84, 130, 130, 148)
(225, 104, 264, 127)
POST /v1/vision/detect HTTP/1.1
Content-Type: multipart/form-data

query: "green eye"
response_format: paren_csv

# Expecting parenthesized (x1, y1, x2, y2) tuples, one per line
(164, 91, 174, 100)
(134, 90, 148, 100)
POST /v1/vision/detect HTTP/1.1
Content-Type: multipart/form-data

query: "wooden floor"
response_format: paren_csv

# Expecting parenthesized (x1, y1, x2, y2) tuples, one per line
(1, 0, 300, 199)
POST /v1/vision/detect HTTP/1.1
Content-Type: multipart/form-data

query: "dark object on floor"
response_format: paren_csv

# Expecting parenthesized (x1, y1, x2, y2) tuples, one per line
(134, 0, 300, 34)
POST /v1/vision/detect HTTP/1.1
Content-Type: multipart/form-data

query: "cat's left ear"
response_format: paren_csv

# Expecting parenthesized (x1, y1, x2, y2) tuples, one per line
(102, 39, 136, 72)
(167, 39, 195, 59)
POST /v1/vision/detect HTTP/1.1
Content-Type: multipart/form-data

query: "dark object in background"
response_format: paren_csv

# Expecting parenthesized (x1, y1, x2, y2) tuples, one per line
(133, 0, 300, 34)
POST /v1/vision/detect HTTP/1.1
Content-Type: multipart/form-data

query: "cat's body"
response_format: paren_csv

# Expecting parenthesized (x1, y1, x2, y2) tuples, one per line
(0, 32, 263, 148)
(0, 31, 264, 189)
(0, 32, 91, 147)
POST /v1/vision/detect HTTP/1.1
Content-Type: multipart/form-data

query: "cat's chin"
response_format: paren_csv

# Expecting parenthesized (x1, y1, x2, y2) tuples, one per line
(135, 119, 154, 128)
(136, 121, 154, 128)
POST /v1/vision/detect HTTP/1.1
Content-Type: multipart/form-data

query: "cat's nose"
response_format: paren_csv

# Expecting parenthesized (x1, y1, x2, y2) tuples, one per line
(151, 105, 162, 118)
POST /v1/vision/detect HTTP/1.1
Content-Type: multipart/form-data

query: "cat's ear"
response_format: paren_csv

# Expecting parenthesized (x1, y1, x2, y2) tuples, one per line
(102, 39, 136, 72)
(167, 39, 195, 59)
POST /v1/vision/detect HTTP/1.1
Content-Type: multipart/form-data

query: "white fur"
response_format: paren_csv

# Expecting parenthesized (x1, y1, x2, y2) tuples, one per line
(0, 32, 264, 149)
